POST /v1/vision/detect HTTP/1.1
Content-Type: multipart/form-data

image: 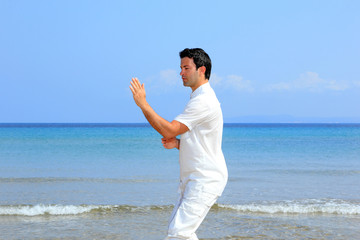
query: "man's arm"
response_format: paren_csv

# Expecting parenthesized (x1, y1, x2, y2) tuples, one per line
(129, 77, 188, 138)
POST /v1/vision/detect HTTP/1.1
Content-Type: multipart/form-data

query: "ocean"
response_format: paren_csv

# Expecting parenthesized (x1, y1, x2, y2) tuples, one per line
(0, 123, 359, 239)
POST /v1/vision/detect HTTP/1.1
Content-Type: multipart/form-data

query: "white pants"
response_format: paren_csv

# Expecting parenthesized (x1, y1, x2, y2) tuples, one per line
(164, 182, 218, 240)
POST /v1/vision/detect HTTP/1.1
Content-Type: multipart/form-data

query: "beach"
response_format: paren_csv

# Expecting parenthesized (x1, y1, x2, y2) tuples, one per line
(0, 123, 359, 239)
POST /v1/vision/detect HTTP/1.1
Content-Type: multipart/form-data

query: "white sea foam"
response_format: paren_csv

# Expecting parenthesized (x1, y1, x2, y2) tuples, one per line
(0, 204, 104, 216)
(1, 199, 359, 216)
(218, 199, 360, 215)
(0, 204, 172, 216)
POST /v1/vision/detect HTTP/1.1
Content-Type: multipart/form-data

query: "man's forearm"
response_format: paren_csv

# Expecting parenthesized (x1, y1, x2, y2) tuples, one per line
(140, 102, 176, 138)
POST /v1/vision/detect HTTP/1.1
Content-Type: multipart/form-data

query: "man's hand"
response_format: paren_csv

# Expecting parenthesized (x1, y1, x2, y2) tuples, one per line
(129, 77, 147, 108)
(162, 137, 179, 150)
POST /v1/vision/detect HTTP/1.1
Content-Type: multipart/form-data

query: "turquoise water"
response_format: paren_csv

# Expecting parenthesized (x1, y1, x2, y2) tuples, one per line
(0, 123, 359, 239)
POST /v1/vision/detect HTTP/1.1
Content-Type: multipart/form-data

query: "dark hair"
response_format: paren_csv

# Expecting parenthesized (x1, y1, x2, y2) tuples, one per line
(179, 48, 212, 80)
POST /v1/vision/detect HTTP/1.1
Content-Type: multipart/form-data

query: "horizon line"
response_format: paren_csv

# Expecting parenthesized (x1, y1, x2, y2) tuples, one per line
(1, 122, 359, 126)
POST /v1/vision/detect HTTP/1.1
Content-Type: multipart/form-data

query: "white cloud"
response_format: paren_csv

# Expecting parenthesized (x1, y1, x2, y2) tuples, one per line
(211, 73, 254, 92)
(266, 72, 350, 92)
(325, 80, 349, 91)
(227, 75, 254, 91)
(144, 69, 181, 93)
(209, 73, 222, 86)
(146, 71, 254, 92)
(159, 69, 178, 86)
(265, 82, 291, 91)
(296, 72, 325, 90)
(353, 81, 360, 88)
(147, 70, 356, 94)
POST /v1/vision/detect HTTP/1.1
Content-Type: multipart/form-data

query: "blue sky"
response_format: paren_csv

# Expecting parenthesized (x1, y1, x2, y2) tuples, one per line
(1, 0, 359, 123)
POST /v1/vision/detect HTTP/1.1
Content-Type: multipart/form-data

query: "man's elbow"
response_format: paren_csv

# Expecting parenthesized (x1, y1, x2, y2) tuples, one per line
(161, 120, 187, 139)
(162, 131, 177, 139)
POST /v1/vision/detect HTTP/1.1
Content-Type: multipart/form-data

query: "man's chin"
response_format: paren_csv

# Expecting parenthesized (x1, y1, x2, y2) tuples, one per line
(183, 81, 190, 87)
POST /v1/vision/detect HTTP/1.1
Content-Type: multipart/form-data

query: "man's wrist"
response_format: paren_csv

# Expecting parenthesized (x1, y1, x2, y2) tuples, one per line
(138, 100, 148, 109)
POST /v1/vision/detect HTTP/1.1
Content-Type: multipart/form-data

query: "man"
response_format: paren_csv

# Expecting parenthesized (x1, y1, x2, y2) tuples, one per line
(130, 48, 228, 240)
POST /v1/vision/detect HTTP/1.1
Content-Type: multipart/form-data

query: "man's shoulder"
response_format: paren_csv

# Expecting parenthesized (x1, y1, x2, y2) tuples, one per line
(197, 88, 220, 105)
(193, 86, 217, 100)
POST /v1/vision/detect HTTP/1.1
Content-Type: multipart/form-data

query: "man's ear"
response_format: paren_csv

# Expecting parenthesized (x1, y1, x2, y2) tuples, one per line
(199, 66, 206, 75)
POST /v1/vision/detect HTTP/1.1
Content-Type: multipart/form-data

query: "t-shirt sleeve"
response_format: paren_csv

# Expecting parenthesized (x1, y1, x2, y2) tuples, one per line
(174, 97, 210, 131)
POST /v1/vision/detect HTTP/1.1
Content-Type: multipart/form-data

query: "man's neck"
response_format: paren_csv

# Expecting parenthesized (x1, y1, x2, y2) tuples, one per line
(191, 79, 209, 92)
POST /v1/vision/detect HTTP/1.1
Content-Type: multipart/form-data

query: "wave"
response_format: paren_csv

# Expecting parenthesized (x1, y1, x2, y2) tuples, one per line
(0, 204, 173, 216)
(1, 199, 359, 216)
(217, 199, 360, 215)
(0, 204, 99, 216)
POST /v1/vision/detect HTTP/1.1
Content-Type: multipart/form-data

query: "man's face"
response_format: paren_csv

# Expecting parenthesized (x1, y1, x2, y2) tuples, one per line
(180, 57, 200, 88)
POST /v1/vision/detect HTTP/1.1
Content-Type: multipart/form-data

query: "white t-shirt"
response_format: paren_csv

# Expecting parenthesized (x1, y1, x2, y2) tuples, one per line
(175, 82, 228, 196)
